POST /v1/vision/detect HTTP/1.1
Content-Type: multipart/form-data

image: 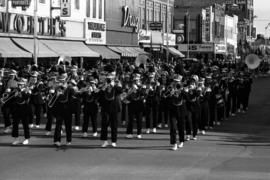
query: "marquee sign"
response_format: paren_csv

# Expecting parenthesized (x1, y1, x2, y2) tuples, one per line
(122, 6, 139, 33)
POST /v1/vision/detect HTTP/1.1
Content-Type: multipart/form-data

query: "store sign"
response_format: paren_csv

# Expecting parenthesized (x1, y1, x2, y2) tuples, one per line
(11, 0, 31, 7)
(205, 6, 213, 42)
(149, 22, 162, 31)
(122, 6, 139, 32)
(60, 0, 71, 17)
(0, 12, 66, 37)
(163, 33, 176, 46)
(178, 44, 214, 52)
(151, 31, 162, 45)
(215, 44, 227, 54)
(85, 19, 106, 45)
(138, 29, 150, 44)
(236, 0, 246, 4)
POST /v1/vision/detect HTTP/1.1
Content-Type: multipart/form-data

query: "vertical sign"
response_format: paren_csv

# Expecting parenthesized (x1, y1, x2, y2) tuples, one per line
(60, 0, 71, 17)
(205, 6, 213, 42)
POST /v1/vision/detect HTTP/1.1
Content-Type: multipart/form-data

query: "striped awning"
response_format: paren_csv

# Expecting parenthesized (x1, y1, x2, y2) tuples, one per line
(12, 38, 59, 58)
(41, 40, 100, 57)
(108, 46, 148, 58)
(0, 37, 32, 58)
(87, 45, 120, 59)
(166, 47, 185, 58)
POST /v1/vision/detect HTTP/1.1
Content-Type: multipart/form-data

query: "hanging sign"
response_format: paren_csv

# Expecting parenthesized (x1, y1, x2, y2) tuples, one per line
(60, 0, 71, 17)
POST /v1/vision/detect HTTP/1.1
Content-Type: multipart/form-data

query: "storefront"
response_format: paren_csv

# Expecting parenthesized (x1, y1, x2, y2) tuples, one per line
(178, 43, 215, 60)
(0, 10, 101, 67)
(105, 1, 148, 62)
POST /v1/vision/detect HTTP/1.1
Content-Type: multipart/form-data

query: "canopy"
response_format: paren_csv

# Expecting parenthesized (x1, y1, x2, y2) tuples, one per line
(87, 45, 120, 59)
(108, 46, 148, 58)
(0, 37, 32, 58)
(41, 40, 100, 57)
(166, 47, 185, 58)
(12, 38, 59, 58)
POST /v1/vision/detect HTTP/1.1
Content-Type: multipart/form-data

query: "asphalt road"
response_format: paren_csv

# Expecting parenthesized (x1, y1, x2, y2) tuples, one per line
(1, 77, 270, 180)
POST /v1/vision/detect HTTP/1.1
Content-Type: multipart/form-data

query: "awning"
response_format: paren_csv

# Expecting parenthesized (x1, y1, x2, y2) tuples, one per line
(41, 40, 100, 57)
(12, 38, 59, 58)
(0, 37, 32, 58)
(108, 46, 148, 58)
(87, 45, 120, 59)
(166, 47, 185, 58)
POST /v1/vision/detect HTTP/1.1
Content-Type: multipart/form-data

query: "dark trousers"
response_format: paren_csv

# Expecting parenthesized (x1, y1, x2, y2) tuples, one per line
(12, 114, 30, 139)
(54, 114, 72, 143)
(185, 111, 192, 135)
(169, 105, 185, 144)
(126, 104, 142, 135)
(146, 104, 158, 129)
(1, 106, 11, 128)
(45, 107, 56, 131)
(209, 103, 216, 127)
(200, 102, 209, 130)
(82, 111, 98, 133)
(100, 111, 118, 143)
(191, 111, 199, 137)
(231, 94, 237, 114)
(217, 105, 225, 122)
(121, 103, 128, 123)
(29, 104, 42, 125)
(158, 99, 169, 125)
(69, 108, 81, 127)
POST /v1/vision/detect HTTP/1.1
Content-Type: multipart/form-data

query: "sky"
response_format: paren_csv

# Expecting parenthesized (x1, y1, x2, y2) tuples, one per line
(254, 0, 270, 37)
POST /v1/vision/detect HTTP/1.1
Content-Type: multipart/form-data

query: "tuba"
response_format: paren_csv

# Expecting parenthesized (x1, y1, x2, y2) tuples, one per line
(245, 54, 262, 69)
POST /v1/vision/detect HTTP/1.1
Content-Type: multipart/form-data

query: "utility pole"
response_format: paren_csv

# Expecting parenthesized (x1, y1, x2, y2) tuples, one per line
(33, 0, 38, 66)
(186, 10, 190, 58)
(166, 0, 169, 63)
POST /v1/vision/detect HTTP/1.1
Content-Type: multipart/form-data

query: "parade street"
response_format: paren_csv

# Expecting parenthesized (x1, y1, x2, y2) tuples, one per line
(0, 76, 270, 180)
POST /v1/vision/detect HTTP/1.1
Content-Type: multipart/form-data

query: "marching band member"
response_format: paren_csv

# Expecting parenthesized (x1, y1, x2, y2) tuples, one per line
(158, 71, 170, 128)
(67, 79, 81, 131)
(29, 71, 44, 128)
(169, 75, 186, 151)
(99, 72, 122, 148)
(145, 72, 160, 134)
(11, 78, 31, 145)
(126, 73, 143, 139)
(82, 76, 99, 137)
(53, 74, 72, 147)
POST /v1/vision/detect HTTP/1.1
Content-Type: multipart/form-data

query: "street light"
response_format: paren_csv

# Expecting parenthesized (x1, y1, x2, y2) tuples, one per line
(264, 23, 270, 55)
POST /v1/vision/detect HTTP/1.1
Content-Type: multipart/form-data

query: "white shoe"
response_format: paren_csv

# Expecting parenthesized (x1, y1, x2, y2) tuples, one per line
(54, 141, 61, 147)
(192, 136, 197, 140)
(152, 128, 157, 133)
(217, 122, 221, 126)
(66, 142, 71, 146)
(137, 135, 142, 139)
(231, 113, 236, 116)
(178, 142, 184, 148)
(126, 134, 133, 139)
(29, 124, 34, 128)
(198, 130, 201, 134)
(172, 144, 178, 151)
(101, 141, 109, 148)
(3, 127, 12, 134)
(83, 132, 88, 138)
(45, 131, 51, 136)
(164, 124, 168, 128)
(157, 124, 162, 128)
(44, 113, 47, 118)
(74, 126, 80, 131)
(186, 135, 191, 141)
(237, 109, 241, 113)
(12, 138, 20, 145)
(122, 121, 126, 126)
(111, 142, 117, 147)
(93, 132, 98, 137)
(35, 125, 40, 129)
(146, 129, 150, 134)
(201, 130, 206, 135)
(22, 139, 29, 145)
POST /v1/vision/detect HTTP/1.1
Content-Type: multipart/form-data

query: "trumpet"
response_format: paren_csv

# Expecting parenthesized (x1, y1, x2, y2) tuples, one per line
(1, 91, 16, 105)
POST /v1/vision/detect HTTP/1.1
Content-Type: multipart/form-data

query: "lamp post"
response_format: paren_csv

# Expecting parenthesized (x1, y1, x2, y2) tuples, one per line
(33, 0, 38, 66)
(264, 23, 270, 56)
(186, 10, 190, 58)
(166, 0, 169, 63)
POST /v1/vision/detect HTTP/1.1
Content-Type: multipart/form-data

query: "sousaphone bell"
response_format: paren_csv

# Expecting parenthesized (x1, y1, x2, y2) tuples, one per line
(245, 54, 261, 69)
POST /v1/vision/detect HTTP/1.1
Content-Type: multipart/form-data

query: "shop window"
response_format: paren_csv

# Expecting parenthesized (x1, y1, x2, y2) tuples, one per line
(98, 0, 103, 19)
(93, 0, 97, 18)
(86, 0, 90, 17)
(0, 0, 5, 7)
(75, 0, 80, 10)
